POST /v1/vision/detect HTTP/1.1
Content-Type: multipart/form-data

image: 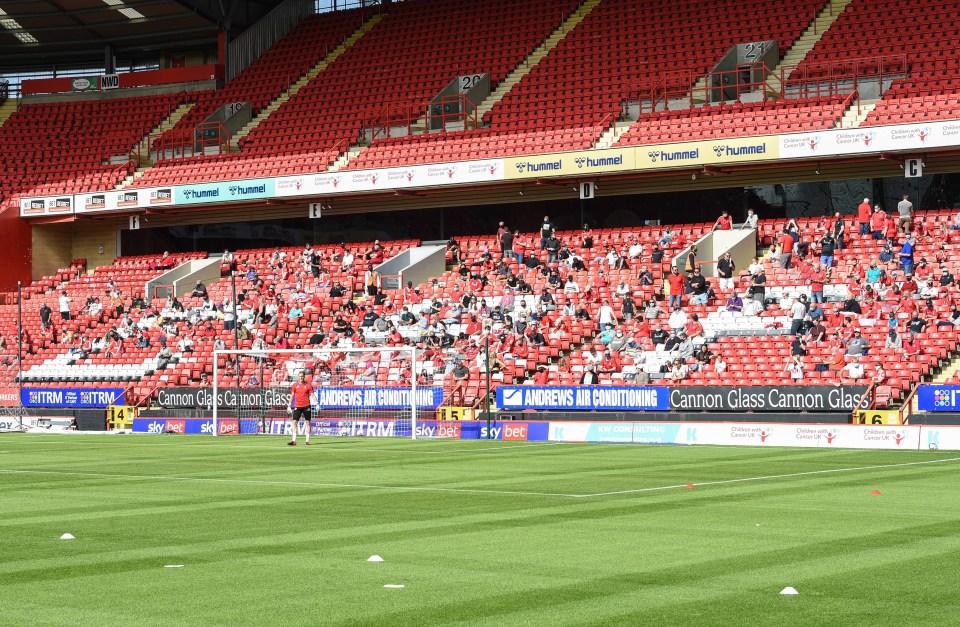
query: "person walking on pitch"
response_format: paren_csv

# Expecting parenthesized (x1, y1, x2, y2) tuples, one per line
(288, 370, 317, 446)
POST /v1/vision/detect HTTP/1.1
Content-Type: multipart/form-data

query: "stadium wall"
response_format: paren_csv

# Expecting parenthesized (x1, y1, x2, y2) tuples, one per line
(32, 222, 117, 280)
(0, 207, 32, 287)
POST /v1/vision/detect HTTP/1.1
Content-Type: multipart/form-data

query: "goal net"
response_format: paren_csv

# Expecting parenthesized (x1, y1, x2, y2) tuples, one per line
(212, 347, 435, 438)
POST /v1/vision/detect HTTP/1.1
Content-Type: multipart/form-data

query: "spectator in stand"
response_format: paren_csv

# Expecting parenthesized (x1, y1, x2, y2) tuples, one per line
(539, 216, 554, 250)
(777, 227, 795, 268)
(497, 222, 512, 257)
(39, 303, 52, 331)
(666, 267, 684, 309)
(809, 263, 826, 304)
(688, 268, 708, 305)
(714, 354, 727, 373)
(544, 231, 561, 263)
(668, 306, 687, 334)
(658, 228, 674, 247)
(724, 292, 743, 313)
(644, 299, 662, 320)
(785, 355, 804, 381)
(749, 266, 767, 304)
(898, 194, 913, 233)
(191, 280, 208, 299)
(857, 197, 872, 236)
(714, 211, 733, 231)
(833, 212, 846, 250)
(512, 231, 525, 265)
(669, 358, 688, 381)
(621, 294, 636, 321)
(885, 212, 899, 241)
(886, 327, 902, 349)
(742, 209, 758, 230)
(638, 265, 654, 286)
(790, 294, 808, 335)
(819, 231, 836, 267)
(878, 239, 894, 264)
(842, 356, 865, 381)
(717, 252, 735, 291)
(900, 235, 916, 275)
(598, 299, 617, 331)
(871, 205, 887, 240)
(907, 312, 928, 335)
(846, 329, 870, 356)
(580, 364, 599, 385)
(866, 262, 883, 286)
(940, 267, 955, 287)
(950, 211, 960, 231)
(628, 238, 644, 259)
(580, 224, 594, 249)
(684, 314, 704, 340)
(58, 291, 71, 321)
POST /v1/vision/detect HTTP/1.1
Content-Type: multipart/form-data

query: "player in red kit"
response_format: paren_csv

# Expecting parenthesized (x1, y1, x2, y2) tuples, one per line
(287, 370, 317, 446)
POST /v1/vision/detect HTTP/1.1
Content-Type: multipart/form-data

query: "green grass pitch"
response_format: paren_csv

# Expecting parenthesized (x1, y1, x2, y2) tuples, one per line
(1, 434, 959, 626)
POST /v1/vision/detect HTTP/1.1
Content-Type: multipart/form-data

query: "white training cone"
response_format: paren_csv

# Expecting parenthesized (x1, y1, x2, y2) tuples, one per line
(59, 533, 75, 540)
(780, 587, 799, 595)
(164, 565, 185, 569)
(383, 584, 405, 589)
(367, 555, 384, 562)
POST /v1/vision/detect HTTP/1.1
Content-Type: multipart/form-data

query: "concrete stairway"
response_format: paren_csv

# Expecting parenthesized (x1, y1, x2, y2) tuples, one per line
(766, 0, 857, 96)
(593, 119, 633, 150)
(474, 0, 603, 122)
(115, 103, 195, 189)
(230, 13, 384, 149)
(837, 98, 878, 128)
(327, 143, 367, 172)
(688, 0, 855, 101)
(0, 98, 17, 128)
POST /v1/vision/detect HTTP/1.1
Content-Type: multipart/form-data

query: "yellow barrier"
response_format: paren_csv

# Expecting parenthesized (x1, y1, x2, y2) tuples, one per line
(855, 409, 902, 426)
(107, 405, 138, 429)
(436, 406, 475, 421)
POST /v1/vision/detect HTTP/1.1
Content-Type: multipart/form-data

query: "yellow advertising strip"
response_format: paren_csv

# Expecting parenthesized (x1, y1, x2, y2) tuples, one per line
(636, 135, 780, 169)
(504, 147, 635, 180)
(503, 136, 781, 180)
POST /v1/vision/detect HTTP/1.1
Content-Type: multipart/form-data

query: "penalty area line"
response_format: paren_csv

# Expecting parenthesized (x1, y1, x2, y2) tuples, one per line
(573, 456, 960, 498)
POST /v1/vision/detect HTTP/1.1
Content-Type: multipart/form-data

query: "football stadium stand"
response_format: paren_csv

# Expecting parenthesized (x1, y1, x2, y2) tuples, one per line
(3, 0, 960, 420)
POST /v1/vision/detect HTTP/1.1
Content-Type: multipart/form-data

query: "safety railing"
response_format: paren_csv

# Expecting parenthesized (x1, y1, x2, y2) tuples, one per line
(365, 94, 479, 142)
(152, 121, 231, 161)
(779, 54, 907, 99)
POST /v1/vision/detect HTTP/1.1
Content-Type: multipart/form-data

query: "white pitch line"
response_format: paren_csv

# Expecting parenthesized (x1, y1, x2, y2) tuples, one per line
(0, 469, 580, 499)
(574, 456, 960, 498)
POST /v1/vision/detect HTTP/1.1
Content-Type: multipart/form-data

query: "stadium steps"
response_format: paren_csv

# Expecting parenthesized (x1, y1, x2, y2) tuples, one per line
(115, 103, 196, 190)
(837, 98, 878, 128)
(230, 13, 384, 149)
(474, 0, 603, 122)
(765, 0, 857, 97)
(594, 119, 633, 150)
(0, 99, 17, 128)
(686, 0, 855, 102)
(327, 142, 367, 172)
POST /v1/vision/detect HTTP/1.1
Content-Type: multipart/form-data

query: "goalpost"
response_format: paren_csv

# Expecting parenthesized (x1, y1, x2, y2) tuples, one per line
(211, 346, 434, 438)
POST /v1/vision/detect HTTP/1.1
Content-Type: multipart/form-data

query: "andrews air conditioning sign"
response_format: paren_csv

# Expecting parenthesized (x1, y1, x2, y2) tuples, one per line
(496, 386, 669, 411)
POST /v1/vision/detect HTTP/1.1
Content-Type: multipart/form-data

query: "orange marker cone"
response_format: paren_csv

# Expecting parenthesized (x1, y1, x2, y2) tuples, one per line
(870, 490, 881, 496)
(685, 483, 696, 489)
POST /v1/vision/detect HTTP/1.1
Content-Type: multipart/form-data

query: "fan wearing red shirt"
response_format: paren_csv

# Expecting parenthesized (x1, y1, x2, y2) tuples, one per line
(857, 198, 872, 236)
(714, 211, 733, 231)
(777, 230, 795, 268)
(287, 370, 318, 446)
(870, 207, 887, 239)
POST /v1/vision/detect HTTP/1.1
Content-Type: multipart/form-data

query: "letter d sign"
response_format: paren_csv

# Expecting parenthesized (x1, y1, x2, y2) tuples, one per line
(905, 158, 923, 178)
(579, 182, 594, 200)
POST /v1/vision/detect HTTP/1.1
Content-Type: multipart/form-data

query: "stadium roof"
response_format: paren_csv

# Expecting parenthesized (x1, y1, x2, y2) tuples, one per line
(0, 0, 285, 68)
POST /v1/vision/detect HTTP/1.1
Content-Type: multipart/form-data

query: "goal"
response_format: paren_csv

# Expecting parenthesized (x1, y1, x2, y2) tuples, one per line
(211, 346, 435, 438)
